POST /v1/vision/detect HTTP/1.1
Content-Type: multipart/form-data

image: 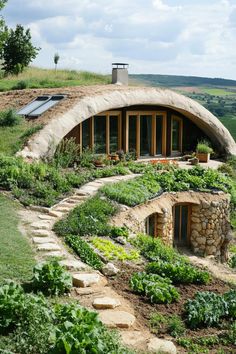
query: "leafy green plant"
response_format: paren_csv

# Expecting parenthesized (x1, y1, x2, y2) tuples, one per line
(53, 137, 80, 168)
(110, 226, 129, 238)
(66, 235, 103, 270)
(184, 291, 227, 328)
(91, 237, 140, 261)
(149, 313, 185, 337)
(0, 109, 22, 127)
(228, 254, 236, 268)
(130, 272, 179, 304)
(146, 260, 210, 284)
(32, 260, 72, 296)
(0, 281, 24, 332)
(224, 290, 236, 318)
(196, 140, 213, 154)
(54, 195, 117, 236)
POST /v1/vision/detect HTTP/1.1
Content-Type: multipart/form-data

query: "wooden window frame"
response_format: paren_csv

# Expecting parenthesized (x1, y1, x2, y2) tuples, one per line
(126, 111, 167, 158)
(171, 115, 183, 155)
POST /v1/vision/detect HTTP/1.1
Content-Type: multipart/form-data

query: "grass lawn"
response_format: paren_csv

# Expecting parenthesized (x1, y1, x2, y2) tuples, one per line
(0, 194, 35, 284)
(0, 121, 29, 155)
(197, 87, 236, 96)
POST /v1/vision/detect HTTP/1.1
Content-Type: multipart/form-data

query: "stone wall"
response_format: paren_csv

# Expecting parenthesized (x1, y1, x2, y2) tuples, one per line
(110, 191, 231, 261)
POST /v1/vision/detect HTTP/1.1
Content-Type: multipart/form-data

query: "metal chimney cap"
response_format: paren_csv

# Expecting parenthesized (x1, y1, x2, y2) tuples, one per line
(112, 63, 129, 69)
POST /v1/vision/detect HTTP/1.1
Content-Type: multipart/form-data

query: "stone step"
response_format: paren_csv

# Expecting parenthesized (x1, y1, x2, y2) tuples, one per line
(92, 297, 121, 310)
(59, 259, 87, 271)
(33, 237, 56, 244)
(147, 338, 177, 354)
(72, 273, 102, 288)
(120, 331, 151, 351)
(36, 243, 61, 252)
(31, 221, 51, 230)
(32, 230, 53, 237)
(43, 251, 67, 259)
(52, 206, 71, 213)
(38, 214, 56, 221)
(68, 196, 87, 201)
(98, 311, 136, 329)
(48, 210, 63, 218)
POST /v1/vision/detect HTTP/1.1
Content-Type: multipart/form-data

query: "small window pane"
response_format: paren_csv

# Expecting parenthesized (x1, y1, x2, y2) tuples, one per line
(129, 115, 137, 152)
(172, 119, 180, 151)
(94, 116, 106, 153)
(109, 116, 119, 153)
(82, 118, 90, 149)
(156, 115, 163, 155)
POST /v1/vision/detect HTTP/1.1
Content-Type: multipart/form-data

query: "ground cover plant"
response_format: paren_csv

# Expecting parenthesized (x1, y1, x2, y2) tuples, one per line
(130, 272, 180, 304)
(101, 166, 233, 207)
(149, 312, 186, 338)
(91, 237, 140, 261)
(66, 235, 103, 270)
(54, 195, 118, 236)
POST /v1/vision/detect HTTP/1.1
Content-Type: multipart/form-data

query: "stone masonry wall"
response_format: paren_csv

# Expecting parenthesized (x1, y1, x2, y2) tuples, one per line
(110, 191, 231, 261)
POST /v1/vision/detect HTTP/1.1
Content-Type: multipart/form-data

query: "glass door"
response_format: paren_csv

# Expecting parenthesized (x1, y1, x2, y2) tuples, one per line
(171, 116, 182, 154)
(140, 115, 152, 156)
(156, 114, 163, 155)
(94, 115, 106, 153)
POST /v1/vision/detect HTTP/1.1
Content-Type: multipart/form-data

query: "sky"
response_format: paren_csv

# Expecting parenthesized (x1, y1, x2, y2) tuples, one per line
(2, 0, 236, 79)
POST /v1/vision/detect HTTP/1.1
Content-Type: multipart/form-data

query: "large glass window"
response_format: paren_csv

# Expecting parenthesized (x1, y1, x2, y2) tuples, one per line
(82, 118, 90, 149)
(140, 115, 152, 156)
(109, 116, 119, 153)
(94, 116, 106, 153)
(156, 115, 163, 155)
(129, 115, 137, 152)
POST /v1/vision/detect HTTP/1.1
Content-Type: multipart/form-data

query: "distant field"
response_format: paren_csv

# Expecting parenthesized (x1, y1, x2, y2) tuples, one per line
(0, 67, 110, 91)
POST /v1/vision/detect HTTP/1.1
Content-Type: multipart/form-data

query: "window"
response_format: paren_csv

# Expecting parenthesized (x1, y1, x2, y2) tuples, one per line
(171, 116, 182, 153)
(17, 95, 65, 118)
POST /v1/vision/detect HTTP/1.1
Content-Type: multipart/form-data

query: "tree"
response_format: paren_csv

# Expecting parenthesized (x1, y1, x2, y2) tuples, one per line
(0, 0, 7, 53)
(1, 24, 40, 75)
(54, 52, 60, 71)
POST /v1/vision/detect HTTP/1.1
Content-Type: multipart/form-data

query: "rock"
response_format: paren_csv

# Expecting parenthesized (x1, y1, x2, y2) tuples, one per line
(32, 237, 55, 244)
(38, 214, 55, 220)
(44, 251, 66, 258)
(59, 259, 87, 271)
(92, 297, 121, 309)
(102, 263, 120, 276)
(48, 210, 63, 218)
(32, 230, 52, 237)
(147, 338, 177, 354)
(31, 221, 51, 230)
(99, 310, 135, 328)
(72, 273, 101, 287)
(191, 223, 202, 232)
(115, 236, 127, 245)
(36, 243, 61, 251)
(120, 331, 150, 349)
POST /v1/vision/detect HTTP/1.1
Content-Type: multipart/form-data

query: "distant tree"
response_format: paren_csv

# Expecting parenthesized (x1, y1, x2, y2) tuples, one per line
(54, 52, 60, 71)
(0, 0, 7, 55)
(1, 24, 40, 75)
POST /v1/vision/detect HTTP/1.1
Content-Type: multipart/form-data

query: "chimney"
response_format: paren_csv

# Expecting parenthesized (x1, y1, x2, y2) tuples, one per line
(112, 63, 129, 85)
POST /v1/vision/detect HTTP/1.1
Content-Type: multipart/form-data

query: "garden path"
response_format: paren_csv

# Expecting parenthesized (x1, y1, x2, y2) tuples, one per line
(18, 173, 176, 353)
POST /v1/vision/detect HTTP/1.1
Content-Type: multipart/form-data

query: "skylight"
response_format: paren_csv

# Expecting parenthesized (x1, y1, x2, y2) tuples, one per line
(17, 95, 65, 118)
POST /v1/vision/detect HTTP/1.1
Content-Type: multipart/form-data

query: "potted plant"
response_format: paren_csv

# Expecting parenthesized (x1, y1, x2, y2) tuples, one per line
(196, 140, 213, 163)
(110, 152, 119, 161)
(94, 155, 105, 167)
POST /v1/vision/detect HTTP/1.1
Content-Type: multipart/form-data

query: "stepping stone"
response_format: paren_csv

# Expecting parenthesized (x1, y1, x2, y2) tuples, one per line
(59, 259, 87, 271)
(53, 206, 71, 212)
(38, 214, 55, 220)
(43, 251, 67, 258)
(92, 297, 121, 309)
(33, 237, 56, 244)
(31, 221, 51, 230)
(72, 273, 101, 288)
(37, 243, 61, 252)
(48, 210, 63, 218)
(75, 287, 101, 296)
(32, 230, 52, 237)
(120, 331, 149, 349)
(147, 338, 177, 354)
(99, 311, 136, 329)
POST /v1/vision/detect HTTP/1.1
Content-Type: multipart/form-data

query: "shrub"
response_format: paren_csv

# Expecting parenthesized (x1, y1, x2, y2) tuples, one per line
(146, 261, 210, 285)
(224, 290, 236, 318)
(196, 140, 213, 154)
(13, 80, 28, 90)
(130, 272, 179, 304)
(228, 254, 236, 269)
(77, 147, 96, 168)
(167, 315, 186, 338)
(149, 312, 185, 337)
(66, 235, 103, 270)
(184, 291, 227, 328)
(53, 137, 80, 168)
(0, 109, 22, 127)
(54, 195, 117, 236)
(32, 260, 72, 296)
(91, 237, 140, 261)
(110, 226, 129, 238)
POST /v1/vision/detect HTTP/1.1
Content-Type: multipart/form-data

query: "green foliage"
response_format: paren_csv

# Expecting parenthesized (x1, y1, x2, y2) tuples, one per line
(224, 290, 236, 318)
(91, 237, 140, 261)
(32, 260, 72, 296)
(149, 312, 185, 337)
(110, 226, 129, 238)
(228, 254, 236, 268)
(184, 291, 227, 328)
(0, 281, 24, 332)
(66, 235, 103, 270)
(20, 123, 43, 140)
(77, 146, 96, 168)
(146, 260, 210, 284)
(53, 137, 80, 168)
(177, 336, 221, 354)
(131, 234, 184, 262)
(196, 140, 213, 154)
(12, 80, 28, 90)
(54, 195, 117, 236)
(130, 272, 179, 304)
(102, 166, 232, 206)
(1, 24, 40, 75)
(0, 108, 21, 126)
